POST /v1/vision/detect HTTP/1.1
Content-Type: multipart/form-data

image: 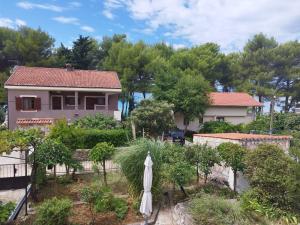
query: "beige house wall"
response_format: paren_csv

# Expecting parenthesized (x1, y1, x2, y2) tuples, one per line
(175, 106, 255, 131)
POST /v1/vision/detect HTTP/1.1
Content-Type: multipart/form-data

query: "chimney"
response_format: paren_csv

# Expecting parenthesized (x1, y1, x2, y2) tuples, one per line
(65, 63, 74, 71)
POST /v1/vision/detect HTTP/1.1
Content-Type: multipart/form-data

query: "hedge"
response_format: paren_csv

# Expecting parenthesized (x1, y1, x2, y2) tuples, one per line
(76, 129, 129, 148)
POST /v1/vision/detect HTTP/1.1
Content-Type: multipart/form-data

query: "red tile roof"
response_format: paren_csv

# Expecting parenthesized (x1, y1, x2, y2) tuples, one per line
(5, 66, 121, 89)
(209, 92, 262, 107)
(16, 118, 54, 126)
(194, 133, 292, 140)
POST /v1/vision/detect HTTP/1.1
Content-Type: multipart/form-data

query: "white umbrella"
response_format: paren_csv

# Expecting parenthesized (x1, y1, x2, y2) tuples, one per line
(140, 151, 153, 219)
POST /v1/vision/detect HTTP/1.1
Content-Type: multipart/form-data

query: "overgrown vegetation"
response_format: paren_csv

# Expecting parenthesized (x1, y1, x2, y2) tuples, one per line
(116, 139, 163, 198)
(189, 194, 249, 225)
(0, 202, 15, 223)
(80, 185, 128, 223)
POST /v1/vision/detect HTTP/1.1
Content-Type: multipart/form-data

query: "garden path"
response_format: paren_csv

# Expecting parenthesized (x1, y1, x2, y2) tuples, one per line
(155, 205, 175, 225)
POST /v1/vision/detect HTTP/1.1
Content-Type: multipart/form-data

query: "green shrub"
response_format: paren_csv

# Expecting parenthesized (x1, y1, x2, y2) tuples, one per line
(112, 198, 128, 220)
(0, 202, 15, 223)
(244, 144, 299, 210)
(79, 129, 129, 148)
(74, 113, 121, 130)
(34, 197, 72, 225)
(200, 121, 242, 133)
(189, 194, 249, 225)
(80, 185, 128, 220)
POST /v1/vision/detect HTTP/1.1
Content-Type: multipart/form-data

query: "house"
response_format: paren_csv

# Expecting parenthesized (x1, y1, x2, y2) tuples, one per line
(175, 92, 263, 131)
(193, 133, 292, 192)
(4, 66, 122, 130)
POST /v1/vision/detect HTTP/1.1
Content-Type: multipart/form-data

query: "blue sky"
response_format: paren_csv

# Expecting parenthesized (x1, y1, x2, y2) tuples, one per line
(1, 0, 300, 52)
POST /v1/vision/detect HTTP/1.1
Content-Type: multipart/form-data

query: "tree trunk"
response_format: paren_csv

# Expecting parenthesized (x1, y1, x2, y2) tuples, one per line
(233, 170, 237, 192)
(103, 160, 107, 186)
(128, 92, 135, 115)
(257, 95, 263, 114)
(196, 164, 200, 185)
(131, 120, 136, 140)
(284, 96, 289, 113)
(54, 165, 57, 182)
(180, 185, 187, 197)
(121, 98, 125, 119)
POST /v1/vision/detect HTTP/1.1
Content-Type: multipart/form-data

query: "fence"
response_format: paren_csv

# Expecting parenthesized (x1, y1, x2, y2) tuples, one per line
(46, 160, 120, 175)
(0, 163, 31, 178)
(0, 160, 120, 179)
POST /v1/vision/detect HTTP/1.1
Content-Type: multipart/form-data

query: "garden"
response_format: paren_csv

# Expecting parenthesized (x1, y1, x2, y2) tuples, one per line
(0, 111, 299, 225)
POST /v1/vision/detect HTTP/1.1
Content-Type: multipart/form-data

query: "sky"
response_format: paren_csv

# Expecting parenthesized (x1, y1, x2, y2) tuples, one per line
(1, 0, 300, 52)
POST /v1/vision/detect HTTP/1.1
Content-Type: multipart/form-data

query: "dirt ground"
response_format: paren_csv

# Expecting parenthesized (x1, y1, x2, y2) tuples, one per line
(12, 173, 143, 225)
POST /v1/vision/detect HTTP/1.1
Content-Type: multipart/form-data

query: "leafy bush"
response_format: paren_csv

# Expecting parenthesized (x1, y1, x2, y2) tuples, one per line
(0, 202, 15, 223)
(78, 129, 129, 148)
(34, 197, 72, 225)
(189, 194, 249, 225)
(112, 198, 128, 220)
(200, 121, 242, 133)
(74, 113, 121, 130)
(244, 144, 299, 210)
(80, 185, 128, 220)
(115, 139, 163, 198)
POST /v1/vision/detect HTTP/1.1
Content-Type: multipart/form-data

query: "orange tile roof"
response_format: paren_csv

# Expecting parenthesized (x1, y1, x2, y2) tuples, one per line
(5, 66, 121, 89)
(209, 92, 262, 107)
(194, 133, 292, 140)
(16, 118, 54, 126)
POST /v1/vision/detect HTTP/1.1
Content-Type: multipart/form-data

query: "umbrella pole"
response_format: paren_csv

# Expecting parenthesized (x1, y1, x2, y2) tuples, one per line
(144, 215, 148, 225)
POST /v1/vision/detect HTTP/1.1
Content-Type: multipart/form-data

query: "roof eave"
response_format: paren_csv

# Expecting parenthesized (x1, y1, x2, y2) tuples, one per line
(4, 85, 122, 93)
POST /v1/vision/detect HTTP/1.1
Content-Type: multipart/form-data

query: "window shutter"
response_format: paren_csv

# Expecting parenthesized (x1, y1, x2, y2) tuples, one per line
(16, 97, 22, 111)
(35, 97, 41, 111)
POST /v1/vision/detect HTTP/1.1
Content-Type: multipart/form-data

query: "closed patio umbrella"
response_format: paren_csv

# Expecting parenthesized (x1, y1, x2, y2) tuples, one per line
(140, 151, 153, 223)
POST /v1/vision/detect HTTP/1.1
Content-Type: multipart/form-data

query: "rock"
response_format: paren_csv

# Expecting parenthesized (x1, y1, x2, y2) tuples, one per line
(172, 202, 193, 225)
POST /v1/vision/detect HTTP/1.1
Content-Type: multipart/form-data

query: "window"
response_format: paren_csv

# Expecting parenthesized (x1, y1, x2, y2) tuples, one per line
(52, 96, 62, 110)
(85, 96, 105, 110)
(16, 96, 41, 111)
(65, 96, 75, 106)
(216, 116, 225, 122)
(22, 97, 35, 111)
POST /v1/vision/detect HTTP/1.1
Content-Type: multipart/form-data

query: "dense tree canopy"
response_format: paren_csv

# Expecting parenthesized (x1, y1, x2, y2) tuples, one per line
(1, 26, 300, 114)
